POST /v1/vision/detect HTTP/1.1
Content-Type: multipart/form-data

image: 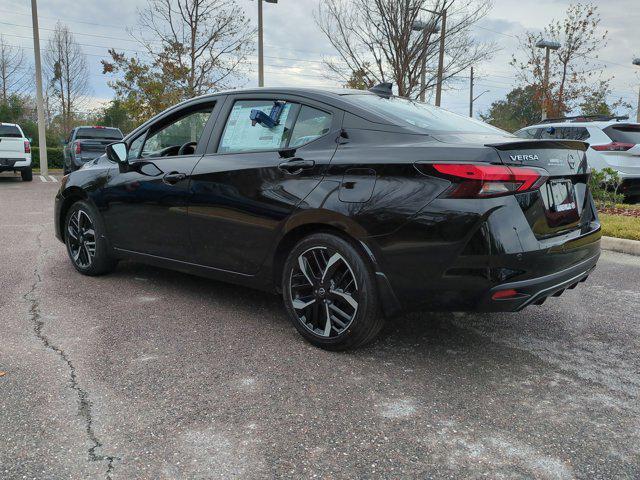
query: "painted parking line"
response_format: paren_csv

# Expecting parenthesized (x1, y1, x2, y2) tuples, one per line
(48, 176, 58, 182)
(39, 175, 47, 182)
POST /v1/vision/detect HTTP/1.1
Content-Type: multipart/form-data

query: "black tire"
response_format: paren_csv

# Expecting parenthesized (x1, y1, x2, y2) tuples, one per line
(64, 200, 117, 276)
(21, 167, 33, 182)
(282, 233, 384, 350)
(63, 165, 70, 175)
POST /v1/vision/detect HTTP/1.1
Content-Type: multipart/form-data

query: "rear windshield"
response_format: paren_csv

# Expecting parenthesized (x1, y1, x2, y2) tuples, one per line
(604, 124, 640, 144)
(76, 127, 123, 140)
(347, 94, 508, 134)
(0, 125, 22, 138)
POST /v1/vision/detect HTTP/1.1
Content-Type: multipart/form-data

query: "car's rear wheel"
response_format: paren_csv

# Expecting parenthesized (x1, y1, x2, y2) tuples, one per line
(21, 167, 33, 182)
(64, 200, 117, 276)
(282, 233, 384, 350)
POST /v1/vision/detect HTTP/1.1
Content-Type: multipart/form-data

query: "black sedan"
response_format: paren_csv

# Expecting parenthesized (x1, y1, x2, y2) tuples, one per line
(54, 85, 601, 350)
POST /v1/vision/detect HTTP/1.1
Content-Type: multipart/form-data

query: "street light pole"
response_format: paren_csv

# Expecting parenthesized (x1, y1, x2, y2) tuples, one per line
(30, 0, 47, 176)
(411, 19, 439, 102)
(633, 58, 640, 123)
(257, 0, 278, 87)
(434, 7, 446, 107)
(535, 39, 561, 120)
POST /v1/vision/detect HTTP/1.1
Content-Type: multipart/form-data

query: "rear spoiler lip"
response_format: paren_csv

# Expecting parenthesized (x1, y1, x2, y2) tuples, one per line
(486, 139, 588, 152)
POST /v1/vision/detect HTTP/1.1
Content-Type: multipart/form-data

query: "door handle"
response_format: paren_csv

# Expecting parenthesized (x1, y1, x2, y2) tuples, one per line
(278, 158, 315, 175)
(163, 171, 187, 185)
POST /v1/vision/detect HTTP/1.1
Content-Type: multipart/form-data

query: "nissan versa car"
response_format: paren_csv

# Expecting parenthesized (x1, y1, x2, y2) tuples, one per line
(54, 85, 601, 350)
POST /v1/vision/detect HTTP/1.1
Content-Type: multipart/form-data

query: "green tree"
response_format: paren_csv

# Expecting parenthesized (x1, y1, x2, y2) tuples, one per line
(102, 0, 254, 125)
(344, 67, 375, 90)
(579, 80, 631, 117)
(510, 3, 610, 117)
(95, 99, 136, 134)
(480, 86, 539, 132)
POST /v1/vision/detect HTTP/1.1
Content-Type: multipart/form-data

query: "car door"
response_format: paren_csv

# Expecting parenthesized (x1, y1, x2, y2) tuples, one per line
(188, 93, 343, 274)
(101, 98, 223, 261)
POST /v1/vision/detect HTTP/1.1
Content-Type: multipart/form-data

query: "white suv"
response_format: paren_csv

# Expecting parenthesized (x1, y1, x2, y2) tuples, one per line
(515, 116, 640, 200)
(0, 122, 32, 181)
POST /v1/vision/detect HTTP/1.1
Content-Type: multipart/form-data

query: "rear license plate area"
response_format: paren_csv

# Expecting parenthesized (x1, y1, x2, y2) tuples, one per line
(544, 179, 579, 227)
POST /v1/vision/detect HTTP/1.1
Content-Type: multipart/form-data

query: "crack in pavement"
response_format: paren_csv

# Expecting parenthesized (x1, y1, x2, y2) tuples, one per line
(23, 229, 119, 479)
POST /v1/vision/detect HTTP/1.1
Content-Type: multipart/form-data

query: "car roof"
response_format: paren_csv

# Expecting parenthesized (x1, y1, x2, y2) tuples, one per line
(0, 122, 20, 127)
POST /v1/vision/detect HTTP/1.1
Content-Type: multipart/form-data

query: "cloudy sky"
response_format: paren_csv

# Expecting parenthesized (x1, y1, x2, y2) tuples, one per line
(2, 0, 639, 118)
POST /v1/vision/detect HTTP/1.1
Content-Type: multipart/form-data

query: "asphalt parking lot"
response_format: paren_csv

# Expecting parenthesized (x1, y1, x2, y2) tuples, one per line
(1, 172, 639, 479)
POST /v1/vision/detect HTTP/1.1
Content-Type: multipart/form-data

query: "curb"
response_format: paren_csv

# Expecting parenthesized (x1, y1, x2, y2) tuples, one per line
(601, 236, 640, 256)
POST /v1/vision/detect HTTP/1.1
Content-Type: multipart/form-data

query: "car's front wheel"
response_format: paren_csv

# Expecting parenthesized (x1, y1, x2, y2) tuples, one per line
(282, 233, 384, 350)
(64, 200, 117, 276)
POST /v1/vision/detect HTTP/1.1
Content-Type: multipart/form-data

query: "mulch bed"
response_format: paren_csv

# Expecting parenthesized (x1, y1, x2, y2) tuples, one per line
(599, 206, 640, 218)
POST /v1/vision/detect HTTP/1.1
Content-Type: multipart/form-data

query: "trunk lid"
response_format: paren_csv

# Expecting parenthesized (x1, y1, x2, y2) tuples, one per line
(487, 138, 591, 238)
(78, 139, 113, 153)
(0, 137, 25, 157)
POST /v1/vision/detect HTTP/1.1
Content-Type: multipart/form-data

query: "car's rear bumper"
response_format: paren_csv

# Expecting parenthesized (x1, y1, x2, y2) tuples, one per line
(0, 157, 31, 171)
(479, 248, 599, 312)
(365, 198, 602, 316)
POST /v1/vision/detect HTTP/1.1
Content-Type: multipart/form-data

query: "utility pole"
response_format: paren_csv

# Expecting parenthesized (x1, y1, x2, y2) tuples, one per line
(633, 58, 640, 123)
(30, 0, 47, 176)
(536, 39, 561, 120)
(420, 28, 428, 102)
(434, 7, 447, 107)
(257, 0, 278, 87)
(469, 66, 474, 117)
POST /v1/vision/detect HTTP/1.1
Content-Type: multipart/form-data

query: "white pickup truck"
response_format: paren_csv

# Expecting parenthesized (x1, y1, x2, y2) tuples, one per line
(0, 123, 32, 181)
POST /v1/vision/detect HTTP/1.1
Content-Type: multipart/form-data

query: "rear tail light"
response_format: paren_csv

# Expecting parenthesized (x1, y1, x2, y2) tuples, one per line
(74, 141, 82, 154)
(591, 142, 635, 152)
(24, 140, 30, 153)
(416, 163, 548, 198)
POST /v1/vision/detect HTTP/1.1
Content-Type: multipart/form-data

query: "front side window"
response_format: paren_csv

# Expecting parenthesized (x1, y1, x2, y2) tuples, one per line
(140, 106, 213, 158)
(218, 100, 295, 153)
(289, 106, 332, 147)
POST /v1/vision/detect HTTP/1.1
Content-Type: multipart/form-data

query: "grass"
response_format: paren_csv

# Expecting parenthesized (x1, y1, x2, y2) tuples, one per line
(600, 214, 640, 241)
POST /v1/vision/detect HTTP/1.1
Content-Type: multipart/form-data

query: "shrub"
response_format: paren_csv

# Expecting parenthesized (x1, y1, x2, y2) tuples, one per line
(31, 147, 65, 169)
(589, 167, 624, 207)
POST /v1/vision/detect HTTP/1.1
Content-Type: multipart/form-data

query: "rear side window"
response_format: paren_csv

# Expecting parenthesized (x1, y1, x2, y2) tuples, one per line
(538, 126, 589, 140)
(76, 127, 123, 140)
(0, 125, 22, 137)
(289, 106, 332, 147)
(218, 100, 295, 153)
(604, 125, 640, 144)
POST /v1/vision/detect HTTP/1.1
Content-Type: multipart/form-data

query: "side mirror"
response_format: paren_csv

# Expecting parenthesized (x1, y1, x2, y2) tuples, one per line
(106, 141, 129, 165)
(28, 137, 33, 143)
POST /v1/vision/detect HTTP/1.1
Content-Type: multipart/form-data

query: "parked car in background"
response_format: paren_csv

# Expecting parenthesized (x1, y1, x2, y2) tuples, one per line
(54, 85, 601, 350)
(0, 122, 32, 181)
(515, 116, 640, 201)
(63, 126, 123, 174)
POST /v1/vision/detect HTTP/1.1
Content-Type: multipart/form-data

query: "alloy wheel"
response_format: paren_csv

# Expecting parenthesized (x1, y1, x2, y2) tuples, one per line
(67, 209, 96, 269)
(289, 246, 359, 338)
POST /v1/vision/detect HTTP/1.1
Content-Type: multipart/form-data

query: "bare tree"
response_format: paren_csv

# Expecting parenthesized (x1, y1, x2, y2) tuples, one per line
(132, 0, 255, 96)
(0, 35, 29, 102)
(44, 22, 89, 133)
(314, 0, 494, 98)
(510, 3, 610, 117)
